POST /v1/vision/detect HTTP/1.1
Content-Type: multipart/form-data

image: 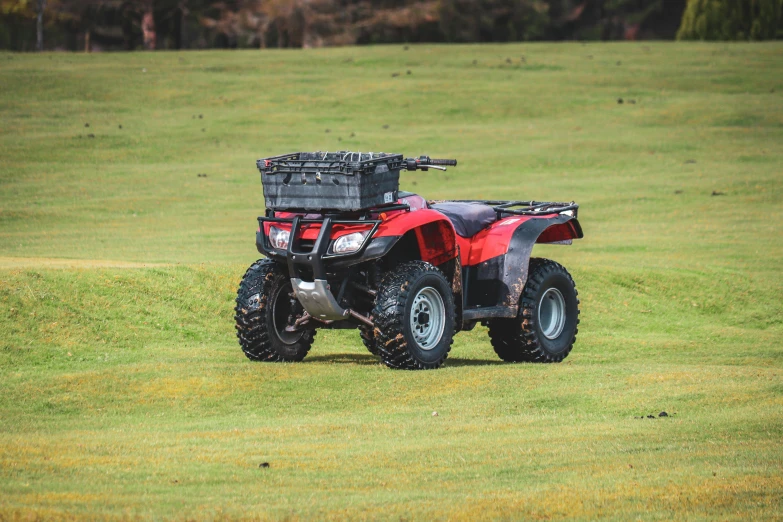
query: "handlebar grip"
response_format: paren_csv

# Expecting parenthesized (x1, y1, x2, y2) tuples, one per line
(429, 159, 457, 167)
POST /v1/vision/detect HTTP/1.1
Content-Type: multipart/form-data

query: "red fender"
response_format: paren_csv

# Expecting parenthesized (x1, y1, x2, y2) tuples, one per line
(462, 213, 583, 313)
(375, 209, 459, 266)
(466, 215, 582, 266)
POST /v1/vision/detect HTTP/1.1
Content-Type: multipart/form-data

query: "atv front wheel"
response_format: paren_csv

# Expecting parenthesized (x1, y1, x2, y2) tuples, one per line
(373, 261, 455, 369)
(488, 258, 579, 363)
(359, 324, 380, 356)
(234, 259, 315, 362)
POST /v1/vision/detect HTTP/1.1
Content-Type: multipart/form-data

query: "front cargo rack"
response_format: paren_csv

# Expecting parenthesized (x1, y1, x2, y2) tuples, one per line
(258, 151, 404, 176)
(257, 151, 404, 211)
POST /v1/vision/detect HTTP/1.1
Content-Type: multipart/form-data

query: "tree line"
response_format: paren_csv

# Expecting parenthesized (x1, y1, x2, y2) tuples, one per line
(1, 0, 780, 51)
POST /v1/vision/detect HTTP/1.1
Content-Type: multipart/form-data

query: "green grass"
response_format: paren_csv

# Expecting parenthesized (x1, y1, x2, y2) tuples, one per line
(1, 42, 782, 520)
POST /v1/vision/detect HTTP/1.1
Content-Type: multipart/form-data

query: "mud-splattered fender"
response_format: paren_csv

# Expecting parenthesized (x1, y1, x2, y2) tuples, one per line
(502, 214, 581, 306)
(464, 214, 582, 313)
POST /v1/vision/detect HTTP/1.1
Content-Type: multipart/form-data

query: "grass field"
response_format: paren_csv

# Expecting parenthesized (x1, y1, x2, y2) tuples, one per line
(1, 42, 782, 520)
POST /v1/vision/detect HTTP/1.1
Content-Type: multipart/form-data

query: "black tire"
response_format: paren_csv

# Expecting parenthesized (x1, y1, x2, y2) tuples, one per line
(234, 259, 315, 362)
(488, 258, 579, 363)
(359, 324, 380, 356)
(358, 262, 383, 357)
(373, 261, 455, 370)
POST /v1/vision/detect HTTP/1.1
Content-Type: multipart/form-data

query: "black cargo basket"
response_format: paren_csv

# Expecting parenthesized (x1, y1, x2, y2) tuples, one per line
(257, 151, 404, 212)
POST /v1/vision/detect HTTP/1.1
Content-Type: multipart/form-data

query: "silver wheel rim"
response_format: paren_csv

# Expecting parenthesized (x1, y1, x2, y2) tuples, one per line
(538, 287, 566, 340)
(410, 286, 445, 350)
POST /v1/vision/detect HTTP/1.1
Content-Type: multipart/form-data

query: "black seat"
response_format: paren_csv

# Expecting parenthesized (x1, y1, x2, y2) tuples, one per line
(430, 202, 497, 238)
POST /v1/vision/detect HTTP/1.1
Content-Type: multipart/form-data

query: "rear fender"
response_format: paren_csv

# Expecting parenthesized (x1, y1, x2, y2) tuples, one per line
(465, 215, 582, 311)
(535, 219, 583, 244)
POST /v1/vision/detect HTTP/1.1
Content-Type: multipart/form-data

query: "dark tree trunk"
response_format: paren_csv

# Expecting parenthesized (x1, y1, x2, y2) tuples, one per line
(36, 0, 46, 51)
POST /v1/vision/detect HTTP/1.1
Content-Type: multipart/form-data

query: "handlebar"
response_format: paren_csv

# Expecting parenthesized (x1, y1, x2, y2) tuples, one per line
(429, 158, 458, 166)
(405, 156, 458, 171)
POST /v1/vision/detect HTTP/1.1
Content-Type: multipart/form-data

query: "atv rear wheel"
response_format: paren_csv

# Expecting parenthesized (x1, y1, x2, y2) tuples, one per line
(234, 259, 315, 362)
(488, 258, 579, 363)
(373, 261, 455, 369)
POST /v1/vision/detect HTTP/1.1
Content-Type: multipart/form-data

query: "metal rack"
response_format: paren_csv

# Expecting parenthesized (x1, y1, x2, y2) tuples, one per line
(448, 200, 579, 218)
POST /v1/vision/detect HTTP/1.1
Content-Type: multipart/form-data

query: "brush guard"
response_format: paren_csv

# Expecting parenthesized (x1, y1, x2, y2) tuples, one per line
(257, 213, 384, 322)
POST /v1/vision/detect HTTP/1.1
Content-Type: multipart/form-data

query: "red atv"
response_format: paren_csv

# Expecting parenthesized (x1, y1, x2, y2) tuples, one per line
(235, 152, 583, 370)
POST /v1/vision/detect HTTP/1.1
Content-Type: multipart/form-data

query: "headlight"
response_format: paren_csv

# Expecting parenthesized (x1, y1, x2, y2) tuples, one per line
(269, 226, 290, 250)
(332, 231, 369, 254)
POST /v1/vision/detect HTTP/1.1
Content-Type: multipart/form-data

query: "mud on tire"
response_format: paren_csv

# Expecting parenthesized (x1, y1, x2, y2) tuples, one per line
(234, 259, 315, 362)
(359, 325, 380, 356)
(372, 261, 455, 370)
(488, 258, 579, 363)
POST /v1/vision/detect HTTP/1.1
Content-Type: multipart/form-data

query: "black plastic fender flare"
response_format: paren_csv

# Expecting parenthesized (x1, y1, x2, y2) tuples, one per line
(501, 215, 582, 309)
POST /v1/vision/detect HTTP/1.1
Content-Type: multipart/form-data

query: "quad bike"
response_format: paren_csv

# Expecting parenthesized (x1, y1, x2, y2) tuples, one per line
(235, 152, 583, 370)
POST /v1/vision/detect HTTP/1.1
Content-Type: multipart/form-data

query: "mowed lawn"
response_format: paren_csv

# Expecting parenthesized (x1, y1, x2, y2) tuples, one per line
(0, 43, 781, 520)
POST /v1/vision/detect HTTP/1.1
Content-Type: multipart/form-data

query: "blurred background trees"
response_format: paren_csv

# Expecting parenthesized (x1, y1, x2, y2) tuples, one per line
(0, 0, 779, 51)
(677, 0, 782, 40)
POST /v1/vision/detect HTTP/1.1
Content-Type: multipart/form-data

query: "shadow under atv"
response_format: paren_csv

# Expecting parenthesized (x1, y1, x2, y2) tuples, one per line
(303, 353, 505, 367)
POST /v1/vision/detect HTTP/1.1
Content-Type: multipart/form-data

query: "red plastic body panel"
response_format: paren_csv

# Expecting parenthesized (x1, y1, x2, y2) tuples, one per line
(462, 214, 581, 265)
(374, 209, 458, 265)
(263, 218, 374, 241)
(374, 208, 449, 236)
(380, 215, 573, 268)
(535, 221, 582, 243)
(374, 208, 579, 267)
(264, 207, 580, 267)
(263, 211, 375, 241)
(466, 216, 538, 265)
(265, 205, 459, 266)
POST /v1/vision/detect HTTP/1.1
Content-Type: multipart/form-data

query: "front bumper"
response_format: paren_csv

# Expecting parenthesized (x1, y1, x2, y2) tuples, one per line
(257, 213, 401, 321)
(256, 214, 400, 274)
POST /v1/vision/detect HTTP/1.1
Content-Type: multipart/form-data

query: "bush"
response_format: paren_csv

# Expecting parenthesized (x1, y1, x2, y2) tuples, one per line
(677, 0, 782, 40)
